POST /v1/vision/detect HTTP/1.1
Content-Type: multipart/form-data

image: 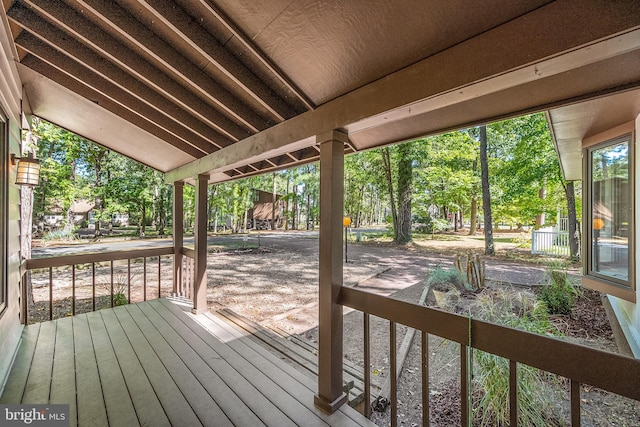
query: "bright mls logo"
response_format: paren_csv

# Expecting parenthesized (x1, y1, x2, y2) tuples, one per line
(0, 405, 68, 426)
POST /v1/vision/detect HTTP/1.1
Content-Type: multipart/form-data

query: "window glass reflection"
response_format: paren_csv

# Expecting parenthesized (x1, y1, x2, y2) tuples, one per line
(591, 139, 629, 282)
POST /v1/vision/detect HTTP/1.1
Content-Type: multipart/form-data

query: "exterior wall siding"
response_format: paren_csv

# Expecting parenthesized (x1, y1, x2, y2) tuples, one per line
(0, 11, 23, 392)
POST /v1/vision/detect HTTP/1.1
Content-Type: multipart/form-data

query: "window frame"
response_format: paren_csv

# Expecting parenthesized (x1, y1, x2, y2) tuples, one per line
(583, 126, 636, 303)
(0, 112, 7, 316)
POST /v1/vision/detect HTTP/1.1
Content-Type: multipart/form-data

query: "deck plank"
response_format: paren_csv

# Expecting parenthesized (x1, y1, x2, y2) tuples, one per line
(201, 310, 374, 427)
(211, 310, 375, 427)
(156, 299, 333, 427)
(123, 304, 232, 427)
(148, 300, 295, 426)
(49, 317, 77, 427)
(3, 300, 372, 427)
(73, 315, 109, 426)
(0, 323, 41, 404)
(138, 301, 268, 427)
(22, 320, 56, 404)
(86, 311, 139, 427)
(99, 309, 170, 427)
(111, 305, 203, 427)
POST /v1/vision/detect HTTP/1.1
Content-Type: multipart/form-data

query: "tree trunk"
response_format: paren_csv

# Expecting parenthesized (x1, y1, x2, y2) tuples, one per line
(140, 202, 146, 236)
(292, 184, 298, 230)
(381, 147, 399, 234)
(479, 125, 495, 255)
(271, 173, 276, 230)
(469, 197, 477, 235)
(536, 186, 547, 228)
(243, 207, 248, 233)
(396, 142, 412, 244)
(306, 191, 311, 230)
(285, 175, 290, 230)
(564, 180, 580, 259)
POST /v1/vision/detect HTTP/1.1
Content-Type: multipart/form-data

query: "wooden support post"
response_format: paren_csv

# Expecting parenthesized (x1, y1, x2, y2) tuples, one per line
(173, 181, 184, 296)
(315, 130, 348, 414)
(192, 174, 209, 314)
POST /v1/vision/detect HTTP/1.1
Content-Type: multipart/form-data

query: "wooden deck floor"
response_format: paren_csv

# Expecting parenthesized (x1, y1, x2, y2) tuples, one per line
(0, 298, 374, 427)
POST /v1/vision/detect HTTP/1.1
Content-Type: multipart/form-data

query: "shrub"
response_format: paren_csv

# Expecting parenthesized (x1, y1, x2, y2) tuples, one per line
(539, 268, 576, 316)
(42, 228, 77, 244)
(471, 288, 560, 426)
(426, 266, 470, 293)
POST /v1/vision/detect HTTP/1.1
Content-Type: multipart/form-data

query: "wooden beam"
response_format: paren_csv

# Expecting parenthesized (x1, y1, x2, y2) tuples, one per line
(15, 33, 220, 155)
(192, 174, 209, 314)
(15, 0, 252, 141)
(314, 130, 347, 414)
(165, 3, 640, 183)
(187, 0, 314, 112)
(173, 182, 184, 296)
(20, 55, 206, 159)
(121, 0, 296, 122)
(11, 19, 232, 149)
(71, 0, 268, 133)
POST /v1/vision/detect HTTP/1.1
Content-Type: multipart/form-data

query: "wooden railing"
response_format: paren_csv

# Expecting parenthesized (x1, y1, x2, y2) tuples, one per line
(22, 247, 175, 324)
(180, 247, 195, 300)
(339, 287, 640, 426)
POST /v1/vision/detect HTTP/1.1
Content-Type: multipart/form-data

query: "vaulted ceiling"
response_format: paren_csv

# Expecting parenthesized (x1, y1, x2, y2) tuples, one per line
(3, 0, 640, 183)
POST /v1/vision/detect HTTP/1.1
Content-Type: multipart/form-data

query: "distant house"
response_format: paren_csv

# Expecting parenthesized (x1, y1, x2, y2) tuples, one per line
(247, 189, 284, 229)
(41, 199, 95, 228)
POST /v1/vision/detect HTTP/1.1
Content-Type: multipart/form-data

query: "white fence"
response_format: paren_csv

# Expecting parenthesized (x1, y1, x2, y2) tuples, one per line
(531, 230, 570, 257)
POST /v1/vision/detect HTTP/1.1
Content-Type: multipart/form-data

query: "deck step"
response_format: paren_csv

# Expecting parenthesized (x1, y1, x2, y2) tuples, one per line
(212, 308, 381, 409)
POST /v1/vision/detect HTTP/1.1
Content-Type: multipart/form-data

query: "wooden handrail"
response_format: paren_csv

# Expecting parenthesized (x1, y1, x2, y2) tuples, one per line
(26, 246, 174, 269)
(181, 247, 195, 258)
(339, 286, 640, 402)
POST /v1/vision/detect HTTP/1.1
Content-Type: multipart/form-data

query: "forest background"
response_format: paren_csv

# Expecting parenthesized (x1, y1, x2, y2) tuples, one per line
(26, 112, 581, 257)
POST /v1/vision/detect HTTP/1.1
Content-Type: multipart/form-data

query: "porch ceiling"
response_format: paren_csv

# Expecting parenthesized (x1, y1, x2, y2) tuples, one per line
(3, 1, 640, 182)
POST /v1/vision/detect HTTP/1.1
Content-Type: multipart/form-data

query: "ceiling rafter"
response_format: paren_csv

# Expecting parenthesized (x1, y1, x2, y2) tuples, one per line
(14, 0, 253, 141)
(10, 15, 230, 150)
(21, 55, 205, 158)
(69, 0, 269, 133)
(16, 36, 216, 155)
(187, 0, 314, 112)
(120, 0, 296, 123)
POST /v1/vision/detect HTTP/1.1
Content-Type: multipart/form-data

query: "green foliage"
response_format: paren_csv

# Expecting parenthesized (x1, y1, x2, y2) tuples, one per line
(426, 266, 470, 292)
(539, 268, 576, 315)
(471, 288, 560, 426)
(113, 292, 128, 306)
(42, 228, 77, 244)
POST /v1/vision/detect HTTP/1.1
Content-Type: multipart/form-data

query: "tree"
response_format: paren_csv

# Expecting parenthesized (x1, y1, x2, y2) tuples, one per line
(563, 180, 580, 259)
(479, 125, 495, 255)
(381, 143, 413, 244)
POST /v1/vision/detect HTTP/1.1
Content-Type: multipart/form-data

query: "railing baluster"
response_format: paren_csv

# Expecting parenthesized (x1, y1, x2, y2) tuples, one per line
(422, 331, 429, 427)
(571, 380, 581, 427)
(510, 360, 518, 427)
(92, 263, 96, 312)
(143, 257, 147, 301)
(390, 321, 397, 427)
(127, 258, 131, 303)
(460, 344, 468, 427)
(364, 313, 371, 418)
(72, 265, 76, 316)
(49, 267, 53, 321)
(110, 260, 114, 307)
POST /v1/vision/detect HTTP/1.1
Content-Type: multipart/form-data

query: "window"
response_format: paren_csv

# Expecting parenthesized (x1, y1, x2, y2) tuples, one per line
(584, 132, 635, 300)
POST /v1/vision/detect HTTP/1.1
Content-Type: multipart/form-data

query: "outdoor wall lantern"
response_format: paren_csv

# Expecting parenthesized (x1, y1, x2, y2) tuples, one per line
(11, 153, 40, 187)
